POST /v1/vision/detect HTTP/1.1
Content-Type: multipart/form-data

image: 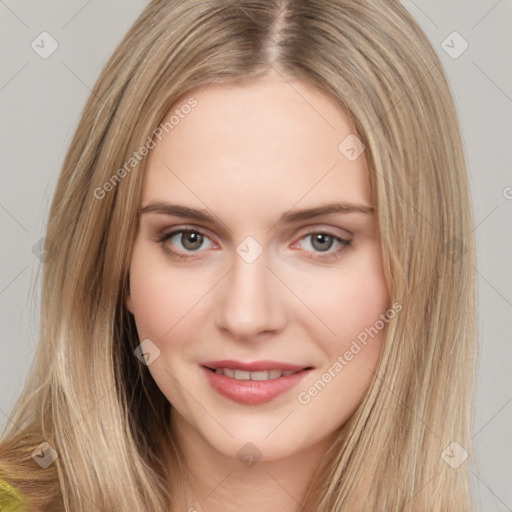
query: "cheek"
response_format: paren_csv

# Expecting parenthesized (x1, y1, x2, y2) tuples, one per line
(293, 249, 390, 423)
(296, 245, 390, 350)
(128, 243, 199, 343)
(129, 235, 389, 348)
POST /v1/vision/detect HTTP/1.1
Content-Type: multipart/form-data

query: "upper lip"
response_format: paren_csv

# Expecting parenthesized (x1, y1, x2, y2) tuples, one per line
(201, 360, 312, 372)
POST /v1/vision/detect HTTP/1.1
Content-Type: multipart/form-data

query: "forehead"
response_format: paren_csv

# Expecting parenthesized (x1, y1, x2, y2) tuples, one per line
(140, 75, 371, 220)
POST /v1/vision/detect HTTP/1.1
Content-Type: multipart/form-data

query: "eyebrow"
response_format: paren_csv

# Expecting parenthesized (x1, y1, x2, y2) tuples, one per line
(140, 201, 375, 224)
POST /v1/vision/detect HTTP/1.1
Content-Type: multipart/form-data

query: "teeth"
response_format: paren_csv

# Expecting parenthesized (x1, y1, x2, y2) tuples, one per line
(234, 370, 251, 380)
(251, 371, 269, 381)
(212, 368, 300, 380)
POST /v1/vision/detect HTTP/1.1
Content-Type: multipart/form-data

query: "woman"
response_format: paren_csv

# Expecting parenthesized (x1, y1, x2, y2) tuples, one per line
(0, 0, 477, 510)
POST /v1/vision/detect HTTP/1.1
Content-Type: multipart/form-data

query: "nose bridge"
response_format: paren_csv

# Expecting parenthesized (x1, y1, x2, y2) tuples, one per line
(215, 246, 284, 337)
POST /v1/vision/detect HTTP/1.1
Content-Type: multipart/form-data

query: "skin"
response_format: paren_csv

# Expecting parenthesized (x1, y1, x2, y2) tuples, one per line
(125, 70, 390, 512)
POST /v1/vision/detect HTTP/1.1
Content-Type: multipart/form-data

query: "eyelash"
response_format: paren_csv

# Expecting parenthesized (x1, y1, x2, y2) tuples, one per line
(156, 227, 351, 262)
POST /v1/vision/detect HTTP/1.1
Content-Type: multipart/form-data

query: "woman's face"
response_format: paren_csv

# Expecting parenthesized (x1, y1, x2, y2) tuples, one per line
(126, 72, 390, 462)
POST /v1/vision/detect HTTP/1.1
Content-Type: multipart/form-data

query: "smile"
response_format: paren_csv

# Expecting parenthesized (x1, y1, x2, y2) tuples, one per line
(200, 362, 313, 405)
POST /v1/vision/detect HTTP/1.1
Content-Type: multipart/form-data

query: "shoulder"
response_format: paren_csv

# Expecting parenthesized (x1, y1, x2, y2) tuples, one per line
(0, 475, 28, 512)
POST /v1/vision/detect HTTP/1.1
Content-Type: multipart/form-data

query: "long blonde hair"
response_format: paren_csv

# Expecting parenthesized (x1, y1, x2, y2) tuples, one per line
(0, 0, 477, 510)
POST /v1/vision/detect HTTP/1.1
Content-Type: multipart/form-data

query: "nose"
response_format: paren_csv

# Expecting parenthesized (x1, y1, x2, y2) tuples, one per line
(215, 249, 287, 340)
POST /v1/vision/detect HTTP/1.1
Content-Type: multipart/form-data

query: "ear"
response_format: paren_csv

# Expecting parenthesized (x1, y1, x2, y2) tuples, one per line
(125, 272, 134, 314)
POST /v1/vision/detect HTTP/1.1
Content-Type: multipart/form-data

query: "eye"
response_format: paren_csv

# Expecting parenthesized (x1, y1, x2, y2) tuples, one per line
(156, 227, 351, 262)
(157, 227, 214, 260)
(293, 231, 351, 260)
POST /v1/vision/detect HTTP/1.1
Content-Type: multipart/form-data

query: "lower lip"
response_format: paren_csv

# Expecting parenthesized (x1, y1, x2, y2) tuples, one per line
(201, 366, 312, 405)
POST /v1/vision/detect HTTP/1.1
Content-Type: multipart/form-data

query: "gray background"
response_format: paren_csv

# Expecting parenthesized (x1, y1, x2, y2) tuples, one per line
(0, 1, 510, 509)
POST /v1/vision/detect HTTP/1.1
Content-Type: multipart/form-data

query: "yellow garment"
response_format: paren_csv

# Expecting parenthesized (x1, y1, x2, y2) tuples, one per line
(0, 476, 27, 512)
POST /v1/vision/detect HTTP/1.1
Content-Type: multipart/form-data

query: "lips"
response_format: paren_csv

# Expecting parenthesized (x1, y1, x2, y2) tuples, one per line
(200, 359, 313, 405)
